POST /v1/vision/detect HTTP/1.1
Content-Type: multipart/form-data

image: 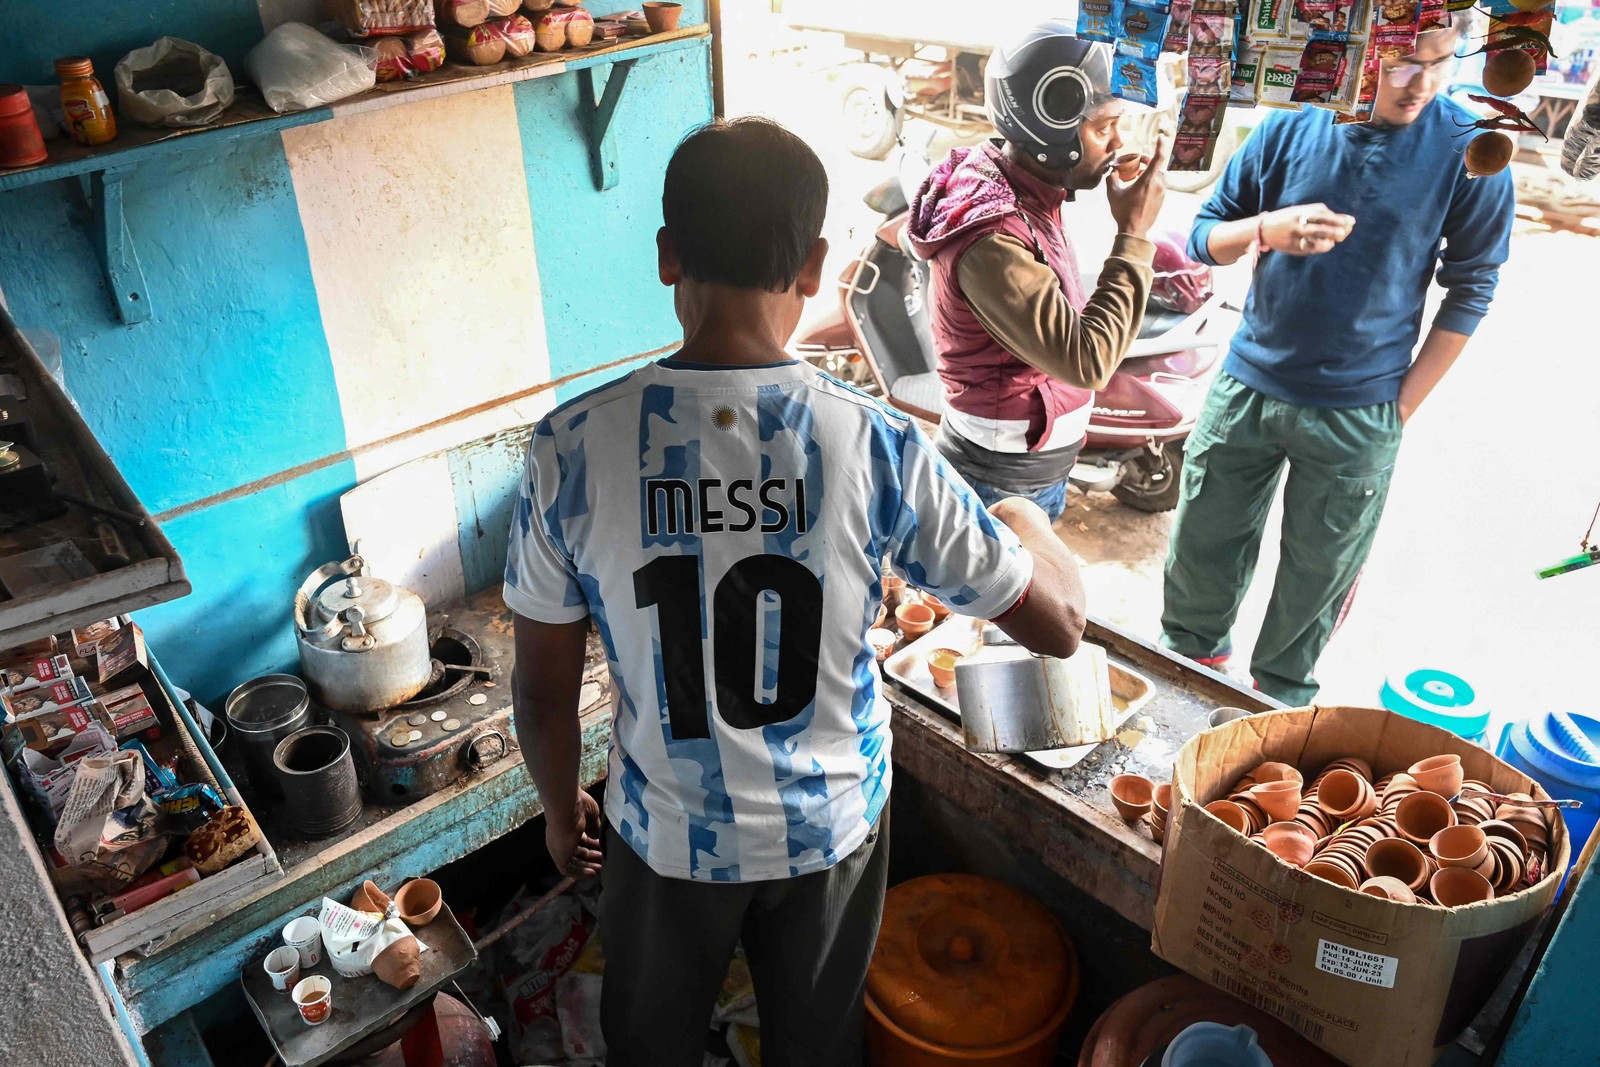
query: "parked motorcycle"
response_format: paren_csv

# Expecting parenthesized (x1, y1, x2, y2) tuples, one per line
(792, 140, 1235, 512)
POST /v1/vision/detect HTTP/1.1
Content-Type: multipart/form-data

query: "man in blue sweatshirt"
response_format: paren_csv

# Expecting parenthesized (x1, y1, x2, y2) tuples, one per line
(1160, 23, 1514, 704)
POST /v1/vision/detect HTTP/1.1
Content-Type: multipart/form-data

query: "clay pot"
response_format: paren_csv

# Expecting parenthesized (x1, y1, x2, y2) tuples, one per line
(1395, 790, 1457, 845)
(1409, 754, 1464, 797)
(1260, 822, 1317, 868)
(1380, 772, 1420, 811)
(1150, 784, 1173, 842)
(1316, 769, 1377, 822)
(1304, 858, 1360, 890)
(1359, 876, 1418, 904)
(1251, 761, 1304, 786)
(1206, 800, 1252, 835)
(867, 629, 897, 663)
(1111, 775, 1155, 821)
(926, 648, 963, 689)
(1230, 795, 1267, 834)
(1478, 819, 1529, 855)
(1430, 866, 1494, 907)
(1293, 802, 1333, 838)
(351, 879, 392, 914)
(1366, 837, 1430, 892)
(395, 878, 443, 926)
(1430, 824, 1488, 870)
(921, 595, 952, 623)
(896, 602, 935, 639)
(1486, 837, 1525, 895)
(643, 0, 682, 32)
(1249, 780, 1302, 823)
(1321, 756, 1373, 782)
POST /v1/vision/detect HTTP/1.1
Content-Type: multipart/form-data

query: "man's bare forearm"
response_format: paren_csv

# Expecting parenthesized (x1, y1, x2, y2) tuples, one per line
(511, 615, 592, 829)
(1398, 326, 1469, 424)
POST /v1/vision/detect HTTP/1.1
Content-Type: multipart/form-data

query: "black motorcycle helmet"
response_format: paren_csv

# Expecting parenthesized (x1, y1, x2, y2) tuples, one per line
(985, 20, 1116, 171)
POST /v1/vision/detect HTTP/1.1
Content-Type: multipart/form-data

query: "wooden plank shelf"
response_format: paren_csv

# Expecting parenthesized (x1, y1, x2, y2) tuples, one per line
(0, 26, 710, 323)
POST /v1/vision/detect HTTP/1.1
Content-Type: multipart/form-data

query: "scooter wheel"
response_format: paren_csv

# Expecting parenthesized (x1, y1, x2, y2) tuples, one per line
(1111, 442, 1184, 513)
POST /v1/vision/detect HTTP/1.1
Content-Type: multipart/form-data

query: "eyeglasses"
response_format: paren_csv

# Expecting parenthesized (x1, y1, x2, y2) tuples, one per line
(1383, 54, 1454, 86)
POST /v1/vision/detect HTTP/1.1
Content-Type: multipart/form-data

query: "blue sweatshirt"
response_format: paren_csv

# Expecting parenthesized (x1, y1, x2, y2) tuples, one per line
(1189, 99, 1515, 408)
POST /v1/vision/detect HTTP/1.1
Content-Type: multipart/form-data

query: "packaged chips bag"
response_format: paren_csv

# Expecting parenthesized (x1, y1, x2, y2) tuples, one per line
(1171, 92, 1228, 170)
(1292, 33, 1351, 103)
(1079, 0, 1121, 43)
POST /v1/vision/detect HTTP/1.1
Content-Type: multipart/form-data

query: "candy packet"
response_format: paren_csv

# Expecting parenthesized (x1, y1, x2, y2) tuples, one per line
(1334, 40, 1381, 122)
(1292, 32, 1350, 103)
(1373, 0, 1421, 58)
(1113, 54, 1163, 105)
(1119, 0, 1172, 58)
(1171, 92, 1228, 171)
(1291, 0, 1368, 36)
(1165, 0, 1195, 52)
(1258, 45, 1304, 107)
(1079, 0, 1122, 43)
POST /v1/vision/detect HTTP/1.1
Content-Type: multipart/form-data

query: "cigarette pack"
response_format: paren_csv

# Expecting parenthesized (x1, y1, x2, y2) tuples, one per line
(102, 685, 159, 740)
(2, 676, 94, 722)
(0, 653, 74, 695)
(71, 618, 122, 659)
(9, 700, 115, 756)
(96, 622, 149, 689)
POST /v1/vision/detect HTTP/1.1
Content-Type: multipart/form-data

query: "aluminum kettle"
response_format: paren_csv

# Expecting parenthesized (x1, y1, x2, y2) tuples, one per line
(294, 552, 433, 714)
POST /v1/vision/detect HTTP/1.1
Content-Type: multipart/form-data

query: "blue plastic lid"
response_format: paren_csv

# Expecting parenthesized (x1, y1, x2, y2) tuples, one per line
(1380, 668, 1490, 738)
(1518, 712, 1600, 786)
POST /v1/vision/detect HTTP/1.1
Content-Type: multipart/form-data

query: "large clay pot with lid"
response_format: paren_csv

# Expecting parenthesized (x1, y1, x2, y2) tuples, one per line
(867, 873, 1078, 1066)
(295, 552, 434, 713)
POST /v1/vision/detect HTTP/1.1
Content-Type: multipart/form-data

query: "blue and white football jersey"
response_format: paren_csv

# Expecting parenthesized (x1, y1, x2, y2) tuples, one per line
(504, 359, 1032, 882)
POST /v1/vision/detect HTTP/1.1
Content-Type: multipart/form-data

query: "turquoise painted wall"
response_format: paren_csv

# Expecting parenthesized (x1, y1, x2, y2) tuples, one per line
(0, 10, 711, 707)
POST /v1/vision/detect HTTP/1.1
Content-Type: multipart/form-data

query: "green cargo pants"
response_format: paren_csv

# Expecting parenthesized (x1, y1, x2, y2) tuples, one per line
(1161, 372, 1402, 706)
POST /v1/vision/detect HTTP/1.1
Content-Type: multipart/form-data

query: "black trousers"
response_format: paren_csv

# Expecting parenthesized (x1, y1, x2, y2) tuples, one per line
(599, 810, 890, 1067)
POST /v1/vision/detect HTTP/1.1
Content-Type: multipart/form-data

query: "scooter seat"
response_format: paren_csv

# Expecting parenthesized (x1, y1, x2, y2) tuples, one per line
(888, 372, 944, 417)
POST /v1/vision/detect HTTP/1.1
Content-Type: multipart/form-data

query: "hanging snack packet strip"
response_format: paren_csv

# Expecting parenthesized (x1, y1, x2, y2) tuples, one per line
(1292, 32, 1350, 103)
(1292, 0, 1369, 36)
(1373, 0, 1421, 58)
(1080, 0, 1122, 44)
(1112, 0, 1170, 105)
(1171, 92, 1228, 171)
(1257, 46, 1302, 107)
(1231, 42, 1264, 105)
(1166, 0, 1195, 53)
(1334, 38, 1381, 123)
(1246, 0, 1288, 42)
(1416, 0, 1448, 32)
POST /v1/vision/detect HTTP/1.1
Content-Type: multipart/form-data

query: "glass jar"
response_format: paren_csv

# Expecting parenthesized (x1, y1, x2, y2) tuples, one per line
(55, 56, 116, 147)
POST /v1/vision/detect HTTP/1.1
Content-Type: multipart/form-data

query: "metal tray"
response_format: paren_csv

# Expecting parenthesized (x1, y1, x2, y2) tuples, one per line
(884, 616, 1154, 772)
(241, 903, 477, 1067)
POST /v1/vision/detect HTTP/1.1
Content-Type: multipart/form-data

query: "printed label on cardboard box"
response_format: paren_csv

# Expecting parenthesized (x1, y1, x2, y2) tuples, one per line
(1315, 939, 1399, 987)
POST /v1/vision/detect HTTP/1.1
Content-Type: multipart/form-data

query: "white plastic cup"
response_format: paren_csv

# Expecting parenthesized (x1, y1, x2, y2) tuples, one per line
(283, 915, 322, 968)
(264, 946, 300, 993)
(292, 974, 332, 1026)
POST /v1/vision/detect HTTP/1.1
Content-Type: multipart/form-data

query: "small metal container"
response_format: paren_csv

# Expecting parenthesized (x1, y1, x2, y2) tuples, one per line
(273, 725, 362, 838)
(226, 674, 313, 796)
(953, 645, 1118, 753)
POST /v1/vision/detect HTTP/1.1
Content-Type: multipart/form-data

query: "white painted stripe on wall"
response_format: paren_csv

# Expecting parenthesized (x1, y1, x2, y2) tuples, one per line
(280, 86, 556, 483)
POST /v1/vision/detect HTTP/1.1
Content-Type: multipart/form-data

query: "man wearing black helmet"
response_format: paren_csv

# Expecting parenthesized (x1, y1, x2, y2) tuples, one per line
(909, 20, 1169, 520)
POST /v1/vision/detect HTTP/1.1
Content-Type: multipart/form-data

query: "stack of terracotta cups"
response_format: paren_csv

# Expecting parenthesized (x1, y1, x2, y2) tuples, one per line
(1208, 752, 1554, 907)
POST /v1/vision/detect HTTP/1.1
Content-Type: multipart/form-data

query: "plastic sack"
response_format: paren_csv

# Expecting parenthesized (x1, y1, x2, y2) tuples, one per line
(245, 23, 376, 114)
(114, 38, 235, 128)
(493, 888, 593, 1064)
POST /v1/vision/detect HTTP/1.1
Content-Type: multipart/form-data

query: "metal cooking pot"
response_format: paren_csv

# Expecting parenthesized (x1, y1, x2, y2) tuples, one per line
(294, 553, 432, 714)
(953, 645, 1120, 754)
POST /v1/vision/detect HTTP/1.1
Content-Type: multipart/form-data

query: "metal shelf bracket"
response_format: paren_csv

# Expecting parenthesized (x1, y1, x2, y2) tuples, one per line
(78, 167, 152, 325)
(577, 59, 639, 192)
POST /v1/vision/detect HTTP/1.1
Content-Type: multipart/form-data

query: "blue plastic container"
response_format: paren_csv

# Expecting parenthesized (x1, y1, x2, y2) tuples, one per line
(1496, 711, 1600, 871)
(1380, 668, 1490, 746)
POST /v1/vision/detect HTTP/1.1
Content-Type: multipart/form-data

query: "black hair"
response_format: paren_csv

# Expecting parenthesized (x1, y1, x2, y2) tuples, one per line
(662, 117, 829, 292)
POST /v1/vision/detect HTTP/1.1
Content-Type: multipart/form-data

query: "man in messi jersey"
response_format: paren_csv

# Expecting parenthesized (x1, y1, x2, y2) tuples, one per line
(506, 117, 1086, 1066)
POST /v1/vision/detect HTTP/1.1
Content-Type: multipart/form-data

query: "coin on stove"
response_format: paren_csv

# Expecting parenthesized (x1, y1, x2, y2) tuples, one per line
(407, 713, 427, 727)
(469, 693, 488, 706)
(442, 718, 462, 732)
(390, 731, 410, 747)
(430, 710, 447, 722)
(408, 729, 423, 743)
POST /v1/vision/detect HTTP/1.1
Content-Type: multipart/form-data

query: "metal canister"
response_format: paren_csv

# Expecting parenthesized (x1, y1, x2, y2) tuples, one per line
(226, 674, 312, 796)
(273, 725, 362, 838)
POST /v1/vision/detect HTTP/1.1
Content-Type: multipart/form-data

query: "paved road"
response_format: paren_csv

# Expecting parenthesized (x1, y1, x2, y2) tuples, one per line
(726, 21, 1600, 733)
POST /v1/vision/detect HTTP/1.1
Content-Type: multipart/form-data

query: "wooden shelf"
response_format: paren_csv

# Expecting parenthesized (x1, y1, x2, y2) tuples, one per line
(0, 26, 708, 194)
(0, 26, 709, 323)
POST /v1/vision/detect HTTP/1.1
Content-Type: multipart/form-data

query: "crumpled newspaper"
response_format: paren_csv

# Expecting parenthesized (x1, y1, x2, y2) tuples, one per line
(52, 748, 164, 892)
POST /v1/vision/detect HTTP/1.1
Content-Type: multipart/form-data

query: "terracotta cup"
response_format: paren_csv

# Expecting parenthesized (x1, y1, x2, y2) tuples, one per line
(1304, 858, 1360, 890)
(1486, 837, 1525, 894)
(1430, 866, 1494, 907)
(396, 877, 443, 927)
(1409, 754, 1465, 797)
(1316, 769, 1377, 822)
(880, 575, 905, 612)
(643, 1, 682, 32)
(1249, 780, 1302, 823)
(1260, 821, 1317, 867)
(1205, 800, 1252, 835)
(926, 648, 963, 689)
(1359, 876, 1417, 904)
(1147, 810, 1167, 843)
(1366, 837, 1430, 892)
(867, 628, 896, 663)
(1110, 774, 1155, 821)
(1153, 783, 1173, 819)
(1230, 795, 1267, 834)
(1321, 756, 1374, 783)
(1380, 772, 1421, 810)
(922, 595, 952, 622)
(1479, 819, 1529, 855)
(1395, 790, 1457, 845)
(895, 602, 935, 639)
(1251, 761, 1304, 786)
(1430, 824, 1488, 870)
